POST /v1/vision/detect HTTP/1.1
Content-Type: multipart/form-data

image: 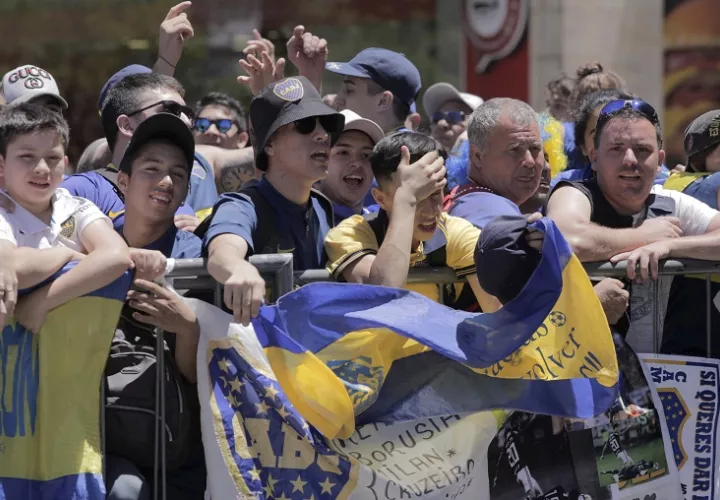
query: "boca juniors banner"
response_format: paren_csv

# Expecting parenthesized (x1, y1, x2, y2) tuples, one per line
(193, 218, 621, 499)
(640, 354, 720, 500)
(0, 267, 132, 500)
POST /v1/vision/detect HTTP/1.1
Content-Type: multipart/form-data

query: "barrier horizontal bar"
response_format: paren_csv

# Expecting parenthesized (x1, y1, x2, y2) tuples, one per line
(294, 267, 459, 285)
(167, 257, 720, 289)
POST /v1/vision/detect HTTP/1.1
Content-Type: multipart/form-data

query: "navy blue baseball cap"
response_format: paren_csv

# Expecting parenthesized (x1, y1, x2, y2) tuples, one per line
(326, 48, 422, 108)
(98, 64, 152, 111)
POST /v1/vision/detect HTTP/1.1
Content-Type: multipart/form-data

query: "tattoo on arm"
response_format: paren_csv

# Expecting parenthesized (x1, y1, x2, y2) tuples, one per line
(219, 152, 256, 193)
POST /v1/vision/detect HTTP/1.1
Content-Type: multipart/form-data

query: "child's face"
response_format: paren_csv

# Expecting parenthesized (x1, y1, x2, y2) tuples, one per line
(372, 175, 444, 243)
(0, 131, 66, 210)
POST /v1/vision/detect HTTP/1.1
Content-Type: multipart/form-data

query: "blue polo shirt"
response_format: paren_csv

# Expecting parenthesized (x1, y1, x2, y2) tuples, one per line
(448, 189, 521, 229)
(187, 152, 219, 220)
(117, 223, 202, 259)
(202, 178, 332, 270)
(62, 167, 195, 230)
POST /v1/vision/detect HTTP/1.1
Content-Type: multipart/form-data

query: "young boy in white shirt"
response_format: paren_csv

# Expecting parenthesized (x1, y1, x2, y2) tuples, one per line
(0, 103, 131, 331)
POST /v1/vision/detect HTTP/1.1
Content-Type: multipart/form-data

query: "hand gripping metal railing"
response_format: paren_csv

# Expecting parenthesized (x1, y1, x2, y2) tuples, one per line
(117, 255, 720, 499)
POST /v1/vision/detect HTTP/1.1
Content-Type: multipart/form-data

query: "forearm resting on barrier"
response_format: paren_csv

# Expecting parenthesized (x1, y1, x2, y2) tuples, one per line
(43, 221, 131, 311)
(14, 246, 81, 289)
(665, 229, 720, 260)
(207, 234, 251, 284)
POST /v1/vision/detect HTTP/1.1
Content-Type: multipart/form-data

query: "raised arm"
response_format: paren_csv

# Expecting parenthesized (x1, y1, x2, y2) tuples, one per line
(545, 186, 682, 262)
(195, 145, 256, 194)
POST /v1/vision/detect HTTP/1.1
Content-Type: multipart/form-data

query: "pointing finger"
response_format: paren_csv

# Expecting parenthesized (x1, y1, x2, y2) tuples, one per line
(165, 1, 192, 20)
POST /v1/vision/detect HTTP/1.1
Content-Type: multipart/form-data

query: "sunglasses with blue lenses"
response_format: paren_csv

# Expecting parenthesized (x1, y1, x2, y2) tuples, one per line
(598, 99, 659, 126)
(431, 111, 467, 125)
(193, 118, 236, 134)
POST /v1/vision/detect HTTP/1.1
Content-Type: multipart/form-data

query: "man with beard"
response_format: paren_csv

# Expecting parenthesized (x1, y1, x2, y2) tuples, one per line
(545, 99, 720, 350)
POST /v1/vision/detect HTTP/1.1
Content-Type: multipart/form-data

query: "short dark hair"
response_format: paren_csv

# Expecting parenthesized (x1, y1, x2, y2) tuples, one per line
(101, 73, 185, 151)
(196, 92, 247, 132)
(594, 107, 664, 150)
(370, 131, 444, 185)
(573, 89, 634, 152)
(367, 80, 410, 125)
(0, 103, 69, 156)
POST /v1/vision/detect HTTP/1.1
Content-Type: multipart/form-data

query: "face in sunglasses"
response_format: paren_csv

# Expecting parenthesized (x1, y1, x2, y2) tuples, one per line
(128, 99, 195, 127)
(430, 102, 471, 152)
(592, 99, 665, 214)
(267, 114, 343, 183)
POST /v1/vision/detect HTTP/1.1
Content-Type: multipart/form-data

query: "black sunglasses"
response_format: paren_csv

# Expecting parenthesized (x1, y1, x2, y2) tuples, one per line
(432, 111, 466, 125)
(128, 100, 195, 124)
(293, 115, 342, 136)
(597, 99, 659, 127)
(194, 118, 236, 134)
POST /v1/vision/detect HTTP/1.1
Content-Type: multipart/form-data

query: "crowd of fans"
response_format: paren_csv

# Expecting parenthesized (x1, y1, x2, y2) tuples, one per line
(2, 3, 720, 499)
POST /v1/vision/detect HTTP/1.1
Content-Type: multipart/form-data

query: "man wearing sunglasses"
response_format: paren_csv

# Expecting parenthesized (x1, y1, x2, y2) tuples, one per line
(545, 99, 720, 350)
(193, 92, 249, 152)
(197, 77, 344, 325)
(423, 82, 483, 153)
(62, 71, 256, 232)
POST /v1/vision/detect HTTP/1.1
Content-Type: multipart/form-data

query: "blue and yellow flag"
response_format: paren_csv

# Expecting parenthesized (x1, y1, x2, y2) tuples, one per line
(0, 266, 131, 500)
(194, 217, 620, 499)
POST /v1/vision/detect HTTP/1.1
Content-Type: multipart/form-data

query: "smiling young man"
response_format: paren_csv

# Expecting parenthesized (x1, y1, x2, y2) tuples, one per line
(198, 77, 344, 325)
(545, 100, 720, 349)
(316, 109, 384, 224)
(324, 132, 498, 311)
(62, 71, 256, 231)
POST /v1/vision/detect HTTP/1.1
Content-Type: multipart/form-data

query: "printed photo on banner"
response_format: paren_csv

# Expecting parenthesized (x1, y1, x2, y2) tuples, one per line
(487, 334, 681, 500)
(640, 354, 720, 500)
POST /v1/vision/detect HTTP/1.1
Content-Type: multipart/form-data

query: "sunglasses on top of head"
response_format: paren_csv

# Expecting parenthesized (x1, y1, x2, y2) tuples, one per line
(292, 115, 342, 136)
(127, 100, 195, 124)
(597, 99, 659, 127)
(193, 118, 237, 134)
(431, 111, 466, 125)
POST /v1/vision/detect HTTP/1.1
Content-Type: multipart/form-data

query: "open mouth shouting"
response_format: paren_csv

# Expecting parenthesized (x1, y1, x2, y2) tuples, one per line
(342, 173, 365, 190)
(417, 219, 438, 234)
(311, 150, 329, 163)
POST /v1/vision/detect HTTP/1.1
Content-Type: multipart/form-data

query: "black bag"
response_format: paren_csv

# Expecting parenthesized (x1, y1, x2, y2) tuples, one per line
(103, 303, 196, 471)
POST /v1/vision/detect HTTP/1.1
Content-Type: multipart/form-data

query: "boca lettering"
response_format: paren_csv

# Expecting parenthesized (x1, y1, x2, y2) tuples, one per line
(0, 325, 39, 439)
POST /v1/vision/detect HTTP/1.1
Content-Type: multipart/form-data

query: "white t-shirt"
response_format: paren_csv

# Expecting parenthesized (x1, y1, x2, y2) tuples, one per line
(0, 188, 109, 251)
(627, 185, 720, 352)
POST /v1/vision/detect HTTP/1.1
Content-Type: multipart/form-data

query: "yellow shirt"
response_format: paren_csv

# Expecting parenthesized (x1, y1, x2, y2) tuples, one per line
(324, 211, 479, 303)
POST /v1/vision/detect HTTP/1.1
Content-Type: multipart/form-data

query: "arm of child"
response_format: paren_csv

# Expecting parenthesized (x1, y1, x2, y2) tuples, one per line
(40, 217, 131, 311)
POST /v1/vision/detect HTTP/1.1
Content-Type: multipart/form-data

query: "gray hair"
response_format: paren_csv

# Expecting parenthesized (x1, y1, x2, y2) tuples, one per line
(467, 98, 540, 154)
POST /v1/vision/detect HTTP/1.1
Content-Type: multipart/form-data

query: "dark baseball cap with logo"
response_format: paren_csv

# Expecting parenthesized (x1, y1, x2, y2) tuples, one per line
(326, 48, 422, 108)
(250, 76, 345, 171)
(98, 64, 153, 112)
(119, 112, 195, 174)
(1, 65, 68, 109)
(684, 110, 720, 171)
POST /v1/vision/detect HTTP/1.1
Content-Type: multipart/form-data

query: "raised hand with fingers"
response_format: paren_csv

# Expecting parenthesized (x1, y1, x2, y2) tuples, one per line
(243, 29, 275, 61)
(157, 1, 195, 74)
(238, 52, 286, 96)
(286, 25, 328, 91)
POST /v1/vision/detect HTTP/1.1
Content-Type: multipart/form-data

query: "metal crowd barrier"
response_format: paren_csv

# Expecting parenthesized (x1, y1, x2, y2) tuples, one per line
(119, 255, 720, 499)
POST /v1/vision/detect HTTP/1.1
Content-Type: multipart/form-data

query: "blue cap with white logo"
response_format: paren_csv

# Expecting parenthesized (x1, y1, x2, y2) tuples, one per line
(326, 48, 422, 108)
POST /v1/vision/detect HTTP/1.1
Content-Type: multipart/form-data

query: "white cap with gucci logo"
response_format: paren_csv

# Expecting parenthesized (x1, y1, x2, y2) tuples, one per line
(0, 65, 68, 109)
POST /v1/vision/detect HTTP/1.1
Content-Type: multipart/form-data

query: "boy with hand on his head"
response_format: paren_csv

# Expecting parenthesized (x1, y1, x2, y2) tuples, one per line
(0, 103, 131, 331)
(324, 131, 499, 311)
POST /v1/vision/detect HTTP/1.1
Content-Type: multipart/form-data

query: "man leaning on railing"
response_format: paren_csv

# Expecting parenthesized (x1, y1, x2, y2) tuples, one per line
(545, 99, 720, 352)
